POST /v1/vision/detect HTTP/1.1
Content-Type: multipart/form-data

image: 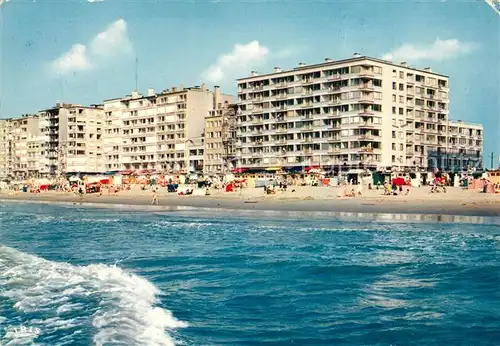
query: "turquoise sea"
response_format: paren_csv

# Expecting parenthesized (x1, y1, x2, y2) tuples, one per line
(0, 201, 499, 345)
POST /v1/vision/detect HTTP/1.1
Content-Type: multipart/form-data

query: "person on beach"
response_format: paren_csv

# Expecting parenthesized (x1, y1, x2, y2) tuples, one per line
(151, 190, 159, 205)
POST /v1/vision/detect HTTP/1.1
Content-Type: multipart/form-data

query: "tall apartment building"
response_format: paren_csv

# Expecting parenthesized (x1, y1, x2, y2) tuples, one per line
(38, 103, 104, 175)
(204, 87, 237, 174)
(236, 54, 482, 172)
(428, 120, 483, 171)
(0, 119, 9, 179)
(0, 116, 45, 179)
(103, 84, 232, 173)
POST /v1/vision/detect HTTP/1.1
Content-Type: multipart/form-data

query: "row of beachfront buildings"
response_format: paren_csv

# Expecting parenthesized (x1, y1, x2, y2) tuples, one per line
(0, 54, 484, 179)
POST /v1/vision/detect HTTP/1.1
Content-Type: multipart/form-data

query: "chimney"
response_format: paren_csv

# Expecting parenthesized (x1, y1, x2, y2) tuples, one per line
(250, 71, 258, 76)
(179, 84, 184, 91)
(172, 87, 177, 92)
(400, 62, 408, 67)
(424, 67, 432, 72)
(201, 82, 207, 91)
(273, 66, 282, 73)
(214, 85, 221, 110)
(298, 62, 306, 67)
(325, 58, 333, 62)
(147, 88, 155, 96)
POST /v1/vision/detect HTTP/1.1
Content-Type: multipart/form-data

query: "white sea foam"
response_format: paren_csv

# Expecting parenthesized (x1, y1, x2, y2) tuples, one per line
(0, 245, 187, 346)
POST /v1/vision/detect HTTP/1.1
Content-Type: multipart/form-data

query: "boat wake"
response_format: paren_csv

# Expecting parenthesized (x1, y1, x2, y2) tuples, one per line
(0, 245, 187, 346)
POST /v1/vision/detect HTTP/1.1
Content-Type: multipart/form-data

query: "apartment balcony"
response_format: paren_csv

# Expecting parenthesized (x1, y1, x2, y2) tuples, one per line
(357, 97, 375, 104)
(358, 135, 376, 140)
(301, 137, 314, 143)
(358, 122, 376, 128)
(301, 103, 314, 108)
(358, 110, 374, 116)
(357, 70, 376, 78)
(358, 147, 379, 153)
(326, 74, 342, 81)
(301, 78, 316, 85)
(357, 84, 374, 90)
(277, 94, 288, 99)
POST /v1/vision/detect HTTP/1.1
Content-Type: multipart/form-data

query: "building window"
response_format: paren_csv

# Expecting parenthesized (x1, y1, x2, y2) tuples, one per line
(392, 82, 396, 90)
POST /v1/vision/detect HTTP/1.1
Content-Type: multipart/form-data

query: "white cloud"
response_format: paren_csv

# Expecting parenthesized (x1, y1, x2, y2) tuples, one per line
(202, 41, 269, 83)
(381, 38, 478, 62)
(52, 44, 91, 75)
(89, 19, 132, 57)
(51, 18, 132, 76)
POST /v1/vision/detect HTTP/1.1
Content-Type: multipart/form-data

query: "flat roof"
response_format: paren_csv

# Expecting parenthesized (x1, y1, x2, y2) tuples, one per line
(39, 104, 102, 112)
(237, 55, 448, 81)
(447, 119, 483, 128)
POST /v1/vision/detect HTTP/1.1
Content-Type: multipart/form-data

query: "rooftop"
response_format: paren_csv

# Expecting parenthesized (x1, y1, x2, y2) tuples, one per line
(237, 54, 448, 81)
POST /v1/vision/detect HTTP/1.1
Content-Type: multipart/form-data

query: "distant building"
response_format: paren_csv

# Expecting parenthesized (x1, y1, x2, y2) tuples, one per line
(204, 89, 238, 174)
(103, 83, 233, 173)
(0, 115, 44, 179)
(38, 103, 104, 175)
(236, 54, 483, 172)
(427, 120, 483, 171)
(0, 119, 9, 179)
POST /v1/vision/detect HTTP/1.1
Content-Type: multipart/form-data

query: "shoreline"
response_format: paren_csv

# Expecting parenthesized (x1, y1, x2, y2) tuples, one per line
(1, 190, 499, 217)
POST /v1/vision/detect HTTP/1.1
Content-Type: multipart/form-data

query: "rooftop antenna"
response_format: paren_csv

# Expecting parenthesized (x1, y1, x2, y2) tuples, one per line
(135, 55, 139, 91)
(484, 0, 499, 14)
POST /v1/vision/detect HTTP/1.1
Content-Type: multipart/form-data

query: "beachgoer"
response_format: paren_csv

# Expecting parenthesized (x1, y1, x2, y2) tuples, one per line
(151, 191, 159, 205)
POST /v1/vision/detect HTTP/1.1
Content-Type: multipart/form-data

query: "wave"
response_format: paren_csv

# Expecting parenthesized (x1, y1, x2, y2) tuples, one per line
(0, 246, 187, 346)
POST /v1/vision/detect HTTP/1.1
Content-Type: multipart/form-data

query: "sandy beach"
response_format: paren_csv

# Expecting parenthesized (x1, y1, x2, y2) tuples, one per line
(1, 185, 499, 217)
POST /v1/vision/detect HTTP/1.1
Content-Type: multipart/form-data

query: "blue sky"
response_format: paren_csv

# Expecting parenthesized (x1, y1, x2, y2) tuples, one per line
(0, 0, 498, 164)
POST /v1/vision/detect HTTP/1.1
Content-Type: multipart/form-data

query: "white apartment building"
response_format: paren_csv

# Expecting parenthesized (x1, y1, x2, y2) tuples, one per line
(103, 84, 232, 173)
(236, 54, 482, 172)
(204, 103, 238, 174)
(0, 119, 9, 179)
(38, 103, 104, 175)
(429, 120, 483, 171)
(0, 116, 45, 179)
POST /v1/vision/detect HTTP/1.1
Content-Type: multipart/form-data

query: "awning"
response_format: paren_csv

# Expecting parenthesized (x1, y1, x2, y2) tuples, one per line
(119, 170, 134, 175)
(137, 170, 153, 175)
(232, 168, 248, 173)
(104, 171, 119, 176)
(305, 166, 320, 172)
(284, 166, 303, 172)
(265, 167, 281, 171)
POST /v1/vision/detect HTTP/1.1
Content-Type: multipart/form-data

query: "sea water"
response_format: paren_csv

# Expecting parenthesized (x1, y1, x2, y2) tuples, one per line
(0, 201, 499, 345)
